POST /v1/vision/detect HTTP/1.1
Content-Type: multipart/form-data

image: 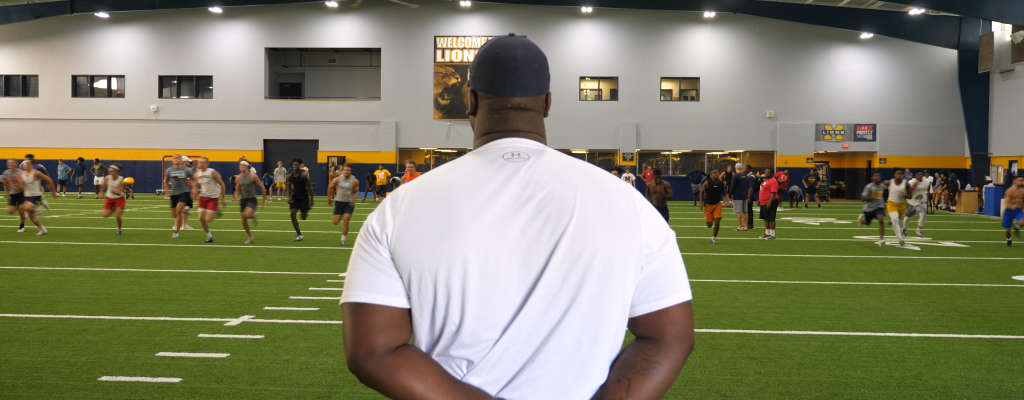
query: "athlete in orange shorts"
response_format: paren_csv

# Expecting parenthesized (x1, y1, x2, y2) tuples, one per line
(701, 170, 727, 244)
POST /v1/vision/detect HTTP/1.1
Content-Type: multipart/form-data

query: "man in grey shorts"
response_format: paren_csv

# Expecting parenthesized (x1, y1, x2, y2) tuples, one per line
(163, 154, 194, 239)
(728, 163, 750, 231)
(233, 161, 267, 244)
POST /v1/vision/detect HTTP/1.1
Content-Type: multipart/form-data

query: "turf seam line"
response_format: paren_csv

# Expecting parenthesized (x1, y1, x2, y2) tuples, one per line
(156, 352, 230, 358)
(0, 240, 353, 250)
(309, 287, 344, 291)
(290, 296, 342, 300)
(263, 307, 320, 311)
(681, 253, 1024, 260)
(694, 329, 1024, 339)
(198, 334, 264, 339)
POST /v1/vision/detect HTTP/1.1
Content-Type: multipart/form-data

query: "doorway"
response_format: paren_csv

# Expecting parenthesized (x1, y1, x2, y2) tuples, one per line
(264, 139, 319, 193)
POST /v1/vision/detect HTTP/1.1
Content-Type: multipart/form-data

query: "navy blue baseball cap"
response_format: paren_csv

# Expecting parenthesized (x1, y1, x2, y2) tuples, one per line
(469, 33, 550, 98)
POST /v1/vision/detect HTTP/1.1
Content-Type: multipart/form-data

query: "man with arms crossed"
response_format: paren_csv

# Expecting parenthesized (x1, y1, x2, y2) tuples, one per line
(858, 172, 887, 247)
(646, 168, 673, 222)
(341, 34, 694, 400)
(194, 157, 227, 244)
(686, 165, 705, 206)
(273, 161, 288, 201)
(286, 159, 314, 242)
(328, 164, 359, 246)
(72, 157, 87, 199)
(729, 163, 749, 231)
(1003, 176, 1024, 247)
(759, 168, 779, 240)
(91, 158, 106, 199)
(233, 161, 267, 244)
(803, 168, 821, 209)
(99, 163, 127, 236)
(701, 169, 726, 244)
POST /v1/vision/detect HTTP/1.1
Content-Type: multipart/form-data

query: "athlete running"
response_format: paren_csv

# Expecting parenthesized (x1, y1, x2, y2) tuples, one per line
(883, 168, 918, 247)
(233, 161, 267, 244)
(903, 170, 929, 238)
(100, 163, 127, 235)
(286, 158, 314, 241)
(858, 172, 887, 247)
(700, 169, 725, 244)
(328, 164, 360, 246)
(16, 158, 57, 235)
(194, 157, 227, 243)
(164, 154, 195, 239)
(3, 159, 28, 232)
(1003, 176, 1024, 247)
(362, 170, 375, 203)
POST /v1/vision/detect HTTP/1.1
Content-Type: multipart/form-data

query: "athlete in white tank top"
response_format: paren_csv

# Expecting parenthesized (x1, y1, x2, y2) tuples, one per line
(18, 161, 56, 235)
(887, 179, 910, 204)
(21, 170, 42, 197)
(105, 176, 125, 199)
(196, 168, 222, 198)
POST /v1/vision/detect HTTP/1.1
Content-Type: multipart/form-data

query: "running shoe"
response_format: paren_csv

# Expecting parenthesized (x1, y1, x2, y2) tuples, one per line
(818, 205, 822, 209)
(899, 239, 905, 247)
(766, 236, 777, 240)
(877, 240, 885, 247)
(77, 194, 82, 199)
(252, 213, 259, 228)
(902, 227, 907, 237)
(183, 225, 195, 231)
(17, 227, 26, 233)
(340, 238, 346, 246)
(204, 237, 214, 243)
(36, 228, 47, 236)
(804, 204, 808, 209)
(858, 217, 867, 226)
(116, 230, 122, 236)
(711, 238, 717, 244)
(172, 232, 179, 239)
(294, 235, 304, 242)
(245, 237, 254, 244)
(1008, 240, 1013, 247)
(759, 235, 769, 239)
(916, 230, 925, 238)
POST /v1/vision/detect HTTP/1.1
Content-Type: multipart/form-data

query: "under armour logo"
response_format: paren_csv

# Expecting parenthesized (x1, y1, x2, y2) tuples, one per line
(503, 152, 531, 162)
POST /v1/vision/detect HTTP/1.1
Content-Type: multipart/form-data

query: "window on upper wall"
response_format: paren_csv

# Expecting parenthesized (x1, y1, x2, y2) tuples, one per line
(265, 48, 382, 100)
(0, 75, 39, 97)
(159, 76, 213, 99)
(579, 77, 618, 101)
(72, 75, 125, 98)
(660, 77, 700, 101)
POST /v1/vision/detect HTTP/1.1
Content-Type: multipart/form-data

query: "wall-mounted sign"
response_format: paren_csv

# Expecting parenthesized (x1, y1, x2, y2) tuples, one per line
(815, 123, 878, 142)
(879, 158, 887, 164)
(806, 157, 814, 164)
(434, 36, 496, 121)
(620, 152, 636, 165)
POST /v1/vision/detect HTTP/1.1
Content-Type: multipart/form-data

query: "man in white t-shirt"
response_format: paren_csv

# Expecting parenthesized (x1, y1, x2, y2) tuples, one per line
(340, 34, 695, 400)
(622, 165, 637, 188)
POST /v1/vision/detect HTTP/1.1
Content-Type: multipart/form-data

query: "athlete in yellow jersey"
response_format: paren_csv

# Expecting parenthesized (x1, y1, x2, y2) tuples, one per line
(373, 165, 391, 202)
(123, 177, 135, 200)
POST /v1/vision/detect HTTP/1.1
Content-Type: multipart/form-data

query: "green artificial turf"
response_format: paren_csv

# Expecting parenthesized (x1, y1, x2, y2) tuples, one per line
(1, 195, 1022, 399)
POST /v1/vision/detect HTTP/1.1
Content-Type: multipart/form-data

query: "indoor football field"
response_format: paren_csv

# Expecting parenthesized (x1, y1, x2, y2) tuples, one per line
(1, 195, 1022, 399)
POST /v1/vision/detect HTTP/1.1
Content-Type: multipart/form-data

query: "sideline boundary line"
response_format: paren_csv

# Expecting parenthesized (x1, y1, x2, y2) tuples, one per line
(0, 266, 345, 275)
(98, 376, 181, 383)
(0, 240, 352, 250)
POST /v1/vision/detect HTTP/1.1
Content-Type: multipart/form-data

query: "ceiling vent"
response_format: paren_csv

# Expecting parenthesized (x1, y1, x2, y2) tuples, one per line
(327, 58, 338, 64)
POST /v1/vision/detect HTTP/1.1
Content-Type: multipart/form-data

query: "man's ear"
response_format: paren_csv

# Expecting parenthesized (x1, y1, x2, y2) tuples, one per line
(543, 92, 552, 118)
(467, 90, 478, 117)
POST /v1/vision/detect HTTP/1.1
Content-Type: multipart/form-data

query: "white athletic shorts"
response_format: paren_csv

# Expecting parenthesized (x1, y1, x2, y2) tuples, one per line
(93, 177, 104, 185)
(906, 202, 927, 218)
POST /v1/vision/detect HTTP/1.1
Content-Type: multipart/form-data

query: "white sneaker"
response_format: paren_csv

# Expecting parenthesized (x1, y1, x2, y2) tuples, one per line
(711, 238, 717, 244)
(340, 238, 346, 246)
(36, 228, 47, 236)
(877, 240, 885, 247)
(899, 239, 905, 247)
(858, 217, 867, 226)
(245, 237, 254, 244)
(172, 232, 179, 239)
(183, 225, 195, 231)
(17, 227, 26, 233)
(294, 235, 304, 242)
(916, 230, 924, 238)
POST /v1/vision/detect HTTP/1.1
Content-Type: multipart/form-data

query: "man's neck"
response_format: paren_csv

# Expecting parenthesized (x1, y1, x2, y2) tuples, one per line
(473, 132, 546, 149)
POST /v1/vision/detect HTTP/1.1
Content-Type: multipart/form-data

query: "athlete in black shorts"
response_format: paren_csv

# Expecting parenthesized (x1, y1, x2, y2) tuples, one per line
(286, 158, 314, 242)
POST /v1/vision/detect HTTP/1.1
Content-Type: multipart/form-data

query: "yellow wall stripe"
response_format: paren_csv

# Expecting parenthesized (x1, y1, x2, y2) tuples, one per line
(777, 155, 815, 168)
(318, 151, 396, 164)
(991, 156, 1024, 167)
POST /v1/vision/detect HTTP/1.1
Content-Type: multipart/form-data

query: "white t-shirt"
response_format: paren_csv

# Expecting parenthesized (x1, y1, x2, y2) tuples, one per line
(924, 176, 934, 193)
(888, 179, 910, 204)
(341, 138, 692, 400)
(622, 172, 636, 185)
(907, 178, 929, 206)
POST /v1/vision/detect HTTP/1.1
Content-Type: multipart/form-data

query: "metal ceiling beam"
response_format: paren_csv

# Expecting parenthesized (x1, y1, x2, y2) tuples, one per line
(0, 0, 325, 25)
(875, 0, 1024, 27)
(484, 0, 963, 48)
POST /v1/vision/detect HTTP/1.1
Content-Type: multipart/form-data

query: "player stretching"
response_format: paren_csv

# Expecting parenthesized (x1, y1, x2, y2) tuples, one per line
(858, 172, 887, 246)
(902, 171, 929, 238)
(18, 158, 57, 235)
(164, 155, 195, 238)
(100, 164, 126, 235)
(234, 161, 267, 244)
(1004, 176, 1024, 247)
(328, 164, 359, 246)
(194, 157, 227, 243)
(701, 170, 726, 244)
(883, 168, 918, 247)
(3, 159, 28, 232)
(286, 159, 314, 241)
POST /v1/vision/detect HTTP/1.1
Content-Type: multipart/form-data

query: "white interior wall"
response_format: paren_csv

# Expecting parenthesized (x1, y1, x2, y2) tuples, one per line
(0, 0, 966, 153)
(990, 68, 1024, 157)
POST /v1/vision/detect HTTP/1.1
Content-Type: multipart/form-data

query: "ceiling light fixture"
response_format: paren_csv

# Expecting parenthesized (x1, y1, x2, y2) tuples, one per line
(908, 8, 925, 15)
(703, 11, 716, 18)
(581, 6, 592, 13)
(208, 7, 223, 13)
(325, 1, 339, 7)
(860, 32, 874, 39)
(459, 1, 471, 6)
(94, 12, 109, 18)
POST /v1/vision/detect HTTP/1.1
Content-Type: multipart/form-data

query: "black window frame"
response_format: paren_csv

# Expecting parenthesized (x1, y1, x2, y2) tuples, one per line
(0, 75, 40, 98)
(659, 77, 700, 102)
(71, 75, 126, 98)
(158, 75, 214, 99)
(579, 76, 618, 101)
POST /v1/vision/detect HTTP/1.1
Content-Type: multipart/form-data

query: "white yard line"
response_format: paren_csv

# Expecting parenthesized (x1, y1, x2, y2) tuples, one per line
(0, 226, 361, 235)
(248, 318, 343, 324)
(326, 280, 345, 283)
(263, 307, 319, 311)
(681, 252, 1024, 260)
(98, 376, 182, 383)
(691, 279, 1024, 288)
(309, 287, 344, 291)
(0, 313, 342, 325)
(0, 240, 352, 250)
(156, 352, 230, 358)
(290, 296, 341, 300)
(0, 266, 342, 275)
(675, 236, 1004, 243)
(223, 315, 254, 326)
(1, 216, 367, 223)
(695, 329, 1024, 339)
(198, 334, 264, 339)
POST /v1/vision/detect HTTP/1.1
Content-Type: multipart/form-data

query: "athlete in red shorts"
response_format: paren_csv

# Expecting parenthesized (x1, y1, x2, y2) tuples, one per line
(100, 163, 127, 235)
